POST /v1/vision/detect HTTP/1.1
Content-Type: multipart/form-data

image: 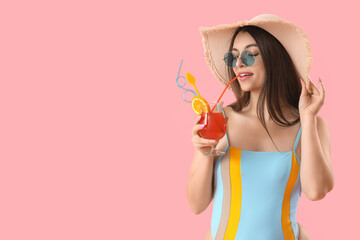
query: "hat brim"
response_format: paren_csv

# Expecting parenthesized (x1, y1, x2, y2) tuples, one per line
(200, 14, 313, 88)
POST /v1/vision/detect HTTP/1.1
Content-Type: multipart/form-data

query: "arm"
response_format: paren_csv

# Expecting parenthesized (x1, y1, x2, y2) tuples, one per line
(299, 78, 334, 201)
(186, 150, 216, 214)
(186, 115, 226, 214)
(300, 115, 334, 201)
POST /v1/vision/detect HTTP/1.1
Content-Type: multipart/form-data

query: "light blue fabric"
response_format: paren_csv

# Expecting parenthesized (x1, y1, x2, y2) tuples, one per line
(210, 110, 302, 239)
(293, 126, 302, 165)
(235, 150, 293, 240)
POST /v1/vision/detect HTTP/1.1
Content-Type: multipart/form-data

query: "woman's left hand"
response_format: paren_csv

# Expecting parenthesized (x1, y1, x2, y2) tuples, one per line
(298, 77, 325, 118)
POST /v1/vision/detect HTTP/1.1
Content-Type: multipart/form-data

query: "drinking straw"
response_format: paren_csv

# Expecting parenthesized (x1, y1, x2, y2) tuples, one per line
(211, 73, 241, 113)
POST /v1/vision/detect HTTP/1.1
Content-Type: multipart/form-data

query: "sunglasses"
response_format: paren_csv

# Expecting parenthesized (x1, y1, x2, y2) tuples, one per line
(223, 50, 260, 68)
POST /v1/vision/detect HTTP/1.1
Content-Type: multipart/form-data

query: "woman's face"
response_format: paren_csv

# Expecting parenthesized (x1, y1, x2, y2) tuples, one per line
(232, 31, 266, 93)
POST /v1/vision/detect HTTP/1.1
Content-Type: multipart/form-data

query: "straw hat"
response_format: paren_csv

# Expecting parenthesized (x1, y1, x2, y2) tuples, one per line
(199, 14, 312, 87)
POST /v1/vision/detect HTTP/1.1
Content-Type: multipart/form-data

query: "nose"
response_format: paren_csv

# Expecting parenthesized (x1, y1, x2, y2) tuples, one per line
(235, 56, 245, 68)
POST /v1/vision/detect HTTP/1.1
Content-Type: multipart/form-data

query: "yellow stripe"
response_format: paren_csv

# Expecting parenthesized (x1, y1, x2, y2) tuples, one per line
(224, 147, 242, 239)
(281, 152, 300, 240)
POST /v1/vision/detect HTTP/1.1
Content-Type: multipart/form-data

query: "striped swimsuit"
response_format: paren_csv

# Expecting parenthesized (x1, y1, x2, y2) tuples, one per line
(211, 118, 302, 240)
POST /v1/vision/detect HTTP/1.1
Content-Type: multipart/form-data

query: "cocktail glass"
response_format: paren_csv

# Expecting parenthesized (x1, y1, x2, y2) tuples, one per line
(198, 102, 227, 156)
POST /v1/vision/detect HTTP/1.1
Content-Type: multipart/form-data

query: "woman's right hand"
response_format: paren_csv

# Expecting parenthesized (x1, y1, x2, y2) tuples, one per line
(191, 115, 219, 155)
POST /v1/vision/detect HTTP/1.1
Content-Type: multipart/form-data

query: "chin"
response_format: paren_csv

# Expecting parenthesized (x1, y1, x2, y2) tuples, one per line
(239, 83, 252, 91)
(240, 87, 260, 93)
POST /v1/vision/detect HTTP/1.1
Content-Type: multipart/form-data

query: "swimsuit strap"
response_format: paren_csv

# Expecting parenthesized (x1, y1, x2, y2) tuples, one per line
(221, 109, 230, 152)
(293, 125, 302, 152)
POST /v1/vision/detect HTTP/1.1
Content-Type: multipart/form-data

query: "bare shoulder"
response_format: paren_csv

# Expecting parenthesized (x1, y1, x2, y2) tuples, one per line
(223, 105, 246, 120)
(223, 105, 233, 117)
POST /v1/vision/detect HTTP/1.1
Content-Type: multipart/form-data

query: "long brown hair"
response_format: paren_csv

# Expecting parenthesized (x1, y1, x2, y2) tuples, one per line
(227, 25, 301, 151)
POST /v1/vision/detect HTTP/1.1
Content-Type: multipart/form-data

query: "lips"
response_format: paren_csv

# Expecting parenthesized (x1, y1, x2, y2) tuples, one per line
(238, 72, 253, 81)
(238, 72, 253, 77)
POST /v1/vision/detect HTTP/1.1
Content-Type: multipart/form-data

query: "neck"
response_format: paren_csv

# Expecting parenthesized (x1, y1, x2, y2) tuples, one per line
(245, 90, 269, 119)
(244, 91, 293, 123)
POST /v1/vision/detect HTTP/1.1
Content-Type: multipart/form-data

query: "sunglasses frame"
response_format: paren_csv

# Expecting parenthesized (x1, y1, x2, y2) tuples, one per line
(223, 50, 260, 68)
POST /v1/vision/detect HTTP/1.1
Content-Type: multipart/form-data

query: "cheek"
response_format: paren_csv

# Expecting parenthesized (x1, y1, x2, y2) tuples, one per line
(259, 65, 266, 79)
(257, 70, 266, 84)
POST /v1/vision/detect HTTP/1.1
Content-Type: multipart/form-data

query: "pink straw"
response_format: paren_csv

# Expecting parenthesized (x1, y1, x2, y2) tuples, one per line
(211, 73, 241, 113)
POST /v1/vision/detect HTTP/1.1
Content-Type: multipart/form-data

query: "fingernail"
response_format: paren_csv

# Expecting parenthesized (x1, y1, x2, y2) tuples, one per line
(319, 77, 322, 83)
(199, 124, 205, 128)
(210, 140, 216, 143)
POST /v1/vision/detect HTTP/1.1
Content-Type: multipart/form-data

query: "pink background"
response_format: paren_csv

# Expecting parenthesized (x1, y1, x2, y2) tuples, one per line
(0, 0, 358, 239)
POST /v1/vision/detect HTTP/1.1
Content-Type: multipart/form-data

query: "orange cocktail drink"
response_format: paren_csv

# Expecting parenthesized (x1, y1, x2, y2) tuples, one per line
(198, 110, 227, 141)
(195, 101, 227, 156)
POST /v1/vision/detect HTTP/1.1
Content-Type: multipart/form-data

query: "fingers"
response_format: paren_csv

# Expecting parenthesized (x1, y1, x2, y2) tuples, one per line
(191, 116, 219, 147)
(194, 115, 202, 125)
(193, 140, 218, 149)
(318, 77, 325, 103)
(192, 133, 219, 153)
(193, 135, 218, 145)
(301, 77, 322, 98)
(307, 77, 320, 95)
(300, 78, 307, 97)
(191, 125, 218, 144)
(192, 124, 205, 135)
(304, 78, 314, 96)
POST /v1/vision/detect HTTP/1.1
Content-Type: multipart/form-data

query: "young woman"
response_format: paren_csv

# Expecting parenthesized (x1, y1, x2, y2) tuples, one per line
(186, 14, 334, 240)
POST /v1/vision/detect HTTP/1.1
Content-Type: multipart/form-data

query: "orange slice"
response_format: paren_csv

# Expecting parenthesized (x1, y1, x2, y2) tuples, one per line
(191, 96, 210, 115)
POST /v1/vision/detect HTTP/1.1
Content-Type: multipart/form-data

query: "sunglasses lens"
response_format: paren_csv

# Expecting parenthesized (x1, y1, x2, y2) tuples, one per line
(224, 52, 236, 68)
(241, 50, 255, 66)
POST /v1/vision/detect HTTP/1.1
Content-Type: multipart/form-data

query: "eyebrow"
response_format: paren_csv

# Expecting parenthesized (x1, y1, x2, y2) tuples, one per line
(232, 43, 258, 51)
